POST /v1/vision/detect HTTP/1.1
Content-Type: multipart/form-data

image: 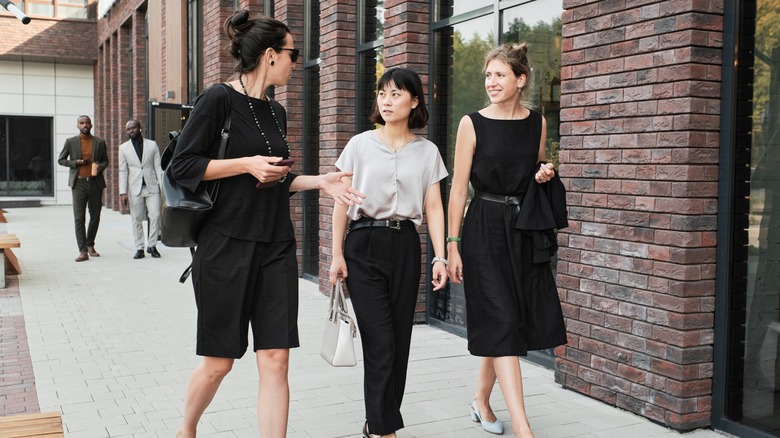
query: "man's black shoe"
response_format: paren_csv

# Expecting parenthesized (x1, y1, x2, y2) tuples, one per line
(149, 246, 161, 258)
(133, 250, 145, 259)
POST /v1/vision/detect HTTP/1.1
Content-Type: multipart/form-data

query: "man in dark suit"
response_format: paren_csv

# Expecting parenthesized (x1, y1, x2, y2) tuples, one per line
(58, 115, 109, 262)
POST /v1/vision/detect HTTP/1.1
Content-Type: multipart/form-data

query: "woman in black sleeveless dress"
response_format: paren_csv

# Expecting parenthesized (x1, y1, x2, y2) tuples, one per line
(447, 43, 567, 437)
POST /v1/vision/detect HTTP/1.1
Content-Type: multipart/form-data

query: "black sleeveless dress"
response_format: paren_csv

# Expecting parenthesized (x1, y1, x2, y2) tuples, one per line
(461, 110, 567, 357)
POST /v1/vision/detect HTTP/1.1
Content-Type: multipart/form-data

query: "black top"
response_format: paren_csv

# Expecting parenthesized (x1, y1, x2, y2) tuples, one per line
(169, 84, 297, 242)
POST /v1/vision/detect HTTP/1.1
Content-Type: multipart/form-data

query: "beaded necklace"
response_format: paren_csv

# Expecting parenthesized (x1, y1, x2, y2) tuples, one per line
(238, 75, 291, 182)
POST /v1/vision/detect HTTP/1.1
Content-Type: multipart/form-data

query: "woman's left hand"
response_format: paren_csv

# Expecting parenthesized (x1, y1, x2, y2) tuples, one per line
(320, 172, 365, 206)
(535, 162, 555, 184)
(431, 263, 448, 291)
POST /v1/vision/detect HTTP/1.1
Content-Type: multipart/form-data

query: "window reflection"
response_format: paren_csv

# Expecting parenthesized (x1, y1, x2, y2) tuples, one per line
(742, 0, 780, 432)
(430, 0, 562, 336)
(501, 5, 562, 166)
(0, 116, 54, 197)
(432, 14, 492, 328)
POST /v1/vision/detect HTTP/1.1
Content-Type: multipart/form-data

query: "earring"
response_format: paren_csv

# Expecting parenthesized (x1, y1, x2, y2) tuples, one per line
(270, 60, 275, 66)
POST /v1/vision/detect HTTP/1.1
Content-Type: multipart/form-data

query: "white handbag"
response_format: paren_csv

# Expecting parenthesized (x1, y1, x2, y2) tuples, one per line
(320, 281, 358, 367)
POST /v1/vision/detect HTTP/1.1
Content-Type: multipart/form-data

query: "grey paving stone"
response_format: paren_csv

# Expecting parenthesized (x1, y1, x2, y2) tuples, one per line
(6, 206, 729, 438)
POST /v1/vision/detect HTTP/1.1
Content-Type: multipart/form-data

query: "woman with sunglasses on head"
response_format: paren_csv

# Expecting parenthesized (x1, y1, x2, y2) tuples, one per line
(170, 10, 363, 438)
(446, 43, 567, 437)
(329, 67, 448, 438)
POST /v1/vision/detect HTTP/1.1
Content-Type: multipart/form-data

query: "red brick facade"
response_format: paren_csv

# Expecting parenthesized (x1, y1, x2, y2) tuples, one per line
(556, 0, 723, 429)
(89, 0, 733, 431)
(0, 16, 97, 63)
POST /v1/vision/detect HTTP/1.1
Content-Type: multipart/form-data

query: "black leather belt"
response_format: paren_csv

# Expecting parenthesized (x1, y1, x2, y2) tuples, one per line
(474, 191, 523, 205)
(78, 176, 96, 182)
(350, 219, 414, 231)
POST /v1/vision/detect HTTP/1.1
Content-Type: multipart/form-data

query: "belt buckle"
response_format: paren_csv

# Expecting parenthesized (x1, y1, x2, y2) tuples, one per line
(386, 220, 401, 230)
(504, 195, 512, 205)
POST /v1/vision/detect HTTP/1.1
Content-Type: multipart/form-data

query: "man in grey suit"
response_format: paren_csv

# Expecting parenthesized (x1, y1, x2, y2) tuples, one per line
(58, 115, 109, 262)
(119, 120, 163, 259)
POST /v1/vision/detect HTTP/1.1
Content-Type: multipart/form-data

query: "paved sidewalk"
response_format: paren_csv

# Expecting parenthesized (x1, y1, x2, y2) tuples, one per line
(2, 206, 727, 437)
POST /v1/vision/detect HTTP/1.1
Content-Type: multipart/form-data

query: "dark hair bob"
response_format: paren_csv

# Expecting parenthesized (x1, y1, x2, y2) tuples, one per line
(224, 10, 290, 74)
(368, 67, 429, 130)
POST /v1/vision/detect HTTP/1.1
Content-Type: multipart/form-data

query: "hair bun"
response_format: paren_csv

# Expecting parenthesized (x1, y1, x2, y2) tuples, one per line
(230, 10, 250, 29)
(512, 42, 528, 56)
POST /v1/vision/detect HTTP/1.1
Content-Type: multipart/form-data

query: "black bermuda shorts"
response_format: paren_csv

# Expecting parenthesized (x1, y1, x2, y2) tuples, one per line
(191, 225, 300, 358)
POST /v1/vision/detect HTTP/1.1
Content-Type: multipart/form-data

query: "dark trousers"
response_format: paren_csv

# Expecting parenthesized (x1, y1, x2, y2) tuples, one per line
(344, 225, 421, 435)
(72, 178, 103, 252)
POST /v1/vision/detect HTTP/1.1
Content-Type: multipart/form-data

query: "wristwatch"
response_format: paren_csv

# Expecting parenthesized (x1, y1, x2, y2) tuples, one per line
(431, 256, 448, 266)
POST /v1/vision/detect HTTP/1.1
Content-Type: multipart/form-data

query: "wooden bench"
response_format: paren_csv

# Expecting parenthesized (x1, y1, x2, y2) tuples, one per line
(0, 234, 21, 289)
(0, 412, 63, 438)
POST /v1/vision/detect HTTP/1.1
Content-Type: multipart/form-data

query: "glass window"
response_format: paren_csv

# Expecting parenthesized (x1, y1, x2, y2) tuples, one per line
(430, 13, 493, 329)
(305, 0, 320, 61)
(301, 66, 320, 278)
(361, 0, 384, 44)
(357, 47, 384, 132)
(429, 1, 563, 342)
(0, 116, 54, 197)
(501, 4, 562, 167)
(436, 0, 493, 21)
(57, 5, 87, 18)
(187, 0, 202, 103)
(727, 0, 780, 433)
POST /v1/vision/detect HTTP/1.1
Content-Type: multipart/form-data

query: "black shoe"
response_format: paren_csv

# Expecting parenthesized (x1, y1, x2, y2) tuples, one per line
(133, 250, 145, 259)
(148, 246, 161, 258)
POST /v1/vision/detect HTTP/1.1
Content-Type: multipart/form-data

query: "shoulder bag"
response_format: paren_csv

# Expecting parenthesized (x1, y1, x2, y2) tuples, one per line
(160, 84, 231, 251)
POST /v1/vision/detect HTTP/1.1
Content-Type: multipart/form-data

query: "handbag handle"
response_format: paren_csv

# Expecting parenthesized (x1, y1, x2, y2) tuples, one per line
(328, 281, 349, 318)
(328, 281, 357, 338)
(207, 83, 233, 203)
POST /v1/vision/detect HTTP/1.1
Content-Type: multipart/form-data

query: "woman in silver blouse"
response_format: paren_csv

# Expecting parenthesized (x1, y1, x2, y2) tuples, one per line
(329, 67, 449, 438)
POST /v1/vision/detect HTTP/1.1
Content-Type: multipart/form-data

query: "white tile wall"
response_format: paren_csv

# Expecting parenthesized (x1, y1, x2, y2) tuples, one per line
(24, 75, 56, 95)
(0, 60, 94, 205)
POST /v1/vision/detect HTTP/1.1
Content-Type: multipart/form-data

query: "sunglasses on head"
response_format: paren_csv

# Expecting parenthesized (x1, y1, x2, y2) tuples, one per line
(275, 47, 299, 63)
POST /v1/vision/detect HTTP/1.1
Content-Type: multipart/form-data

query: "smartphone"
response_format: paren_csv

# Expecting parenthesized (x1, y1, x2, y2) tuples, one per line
(274, 159, 295, 167)
(256, 159, 295, 189)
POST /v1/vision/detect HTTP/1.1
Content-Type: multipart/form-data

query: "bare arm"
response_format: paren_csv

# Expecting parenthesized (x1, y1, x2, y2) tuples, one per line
(425, 182, 448, 290)
(447, 115, 476, 284)
(535, 116, 555, 183)
(290, 173, 365, 206)
(328, 187, 351, 284)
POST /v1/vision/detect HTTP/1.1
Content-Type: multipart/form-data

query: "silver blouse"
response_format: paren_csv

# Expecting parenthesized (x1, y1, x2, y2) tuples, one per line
(335, 130, 448, 226)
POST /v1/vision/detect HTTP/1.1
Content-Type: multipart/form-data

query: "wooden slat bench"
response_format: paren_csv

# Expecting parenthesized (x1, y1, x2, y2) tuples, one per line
(0, 412, 64, 438)
(0, 234, 21, 289)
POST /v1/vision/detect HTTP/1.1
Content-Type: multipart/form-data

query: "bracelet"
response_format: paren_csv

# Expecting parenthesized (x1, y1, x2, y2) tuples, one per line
(447, 236, 461, 242)
(431, 256, 448, 266)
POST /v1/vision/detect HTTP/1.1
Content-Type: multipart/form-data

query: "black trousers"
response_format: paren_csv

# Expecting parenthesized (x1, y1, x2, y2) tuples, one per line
(344, 224, 421, 435)
(72, 178, 103, 252)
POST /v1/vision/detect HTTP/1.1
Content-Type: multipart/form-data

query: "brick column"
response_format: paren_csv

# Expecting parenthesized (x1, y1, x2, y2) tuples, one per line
(383, 0, 431, 321)
(556, 0, 723, 430)
(318, 0, 357, 293)
(132, 10, 148, 129)
(202, 0, 234, 86)
(274, 0, 306, 272)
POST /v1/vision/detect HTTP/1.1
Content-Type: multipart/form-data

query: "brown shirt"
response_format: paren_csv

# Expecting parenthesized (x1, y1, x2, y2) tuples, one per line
(78, 134, 92, 178)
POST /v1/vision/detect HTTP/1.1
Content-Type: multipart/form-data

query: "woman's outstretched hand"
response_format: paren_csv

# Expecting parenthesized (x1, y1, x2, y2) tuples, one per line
(320, 172, 365, 206)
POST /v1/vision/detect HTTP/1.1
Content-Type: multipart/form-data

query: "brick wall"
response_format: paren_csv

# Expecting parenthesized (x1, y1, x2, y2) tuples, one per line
(383, 0, 432, 321)
(317, 0, 358, 292)
(556, 0, 723, 430)
(202, 0, 233, 87)
(0, 16, 97, 63)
